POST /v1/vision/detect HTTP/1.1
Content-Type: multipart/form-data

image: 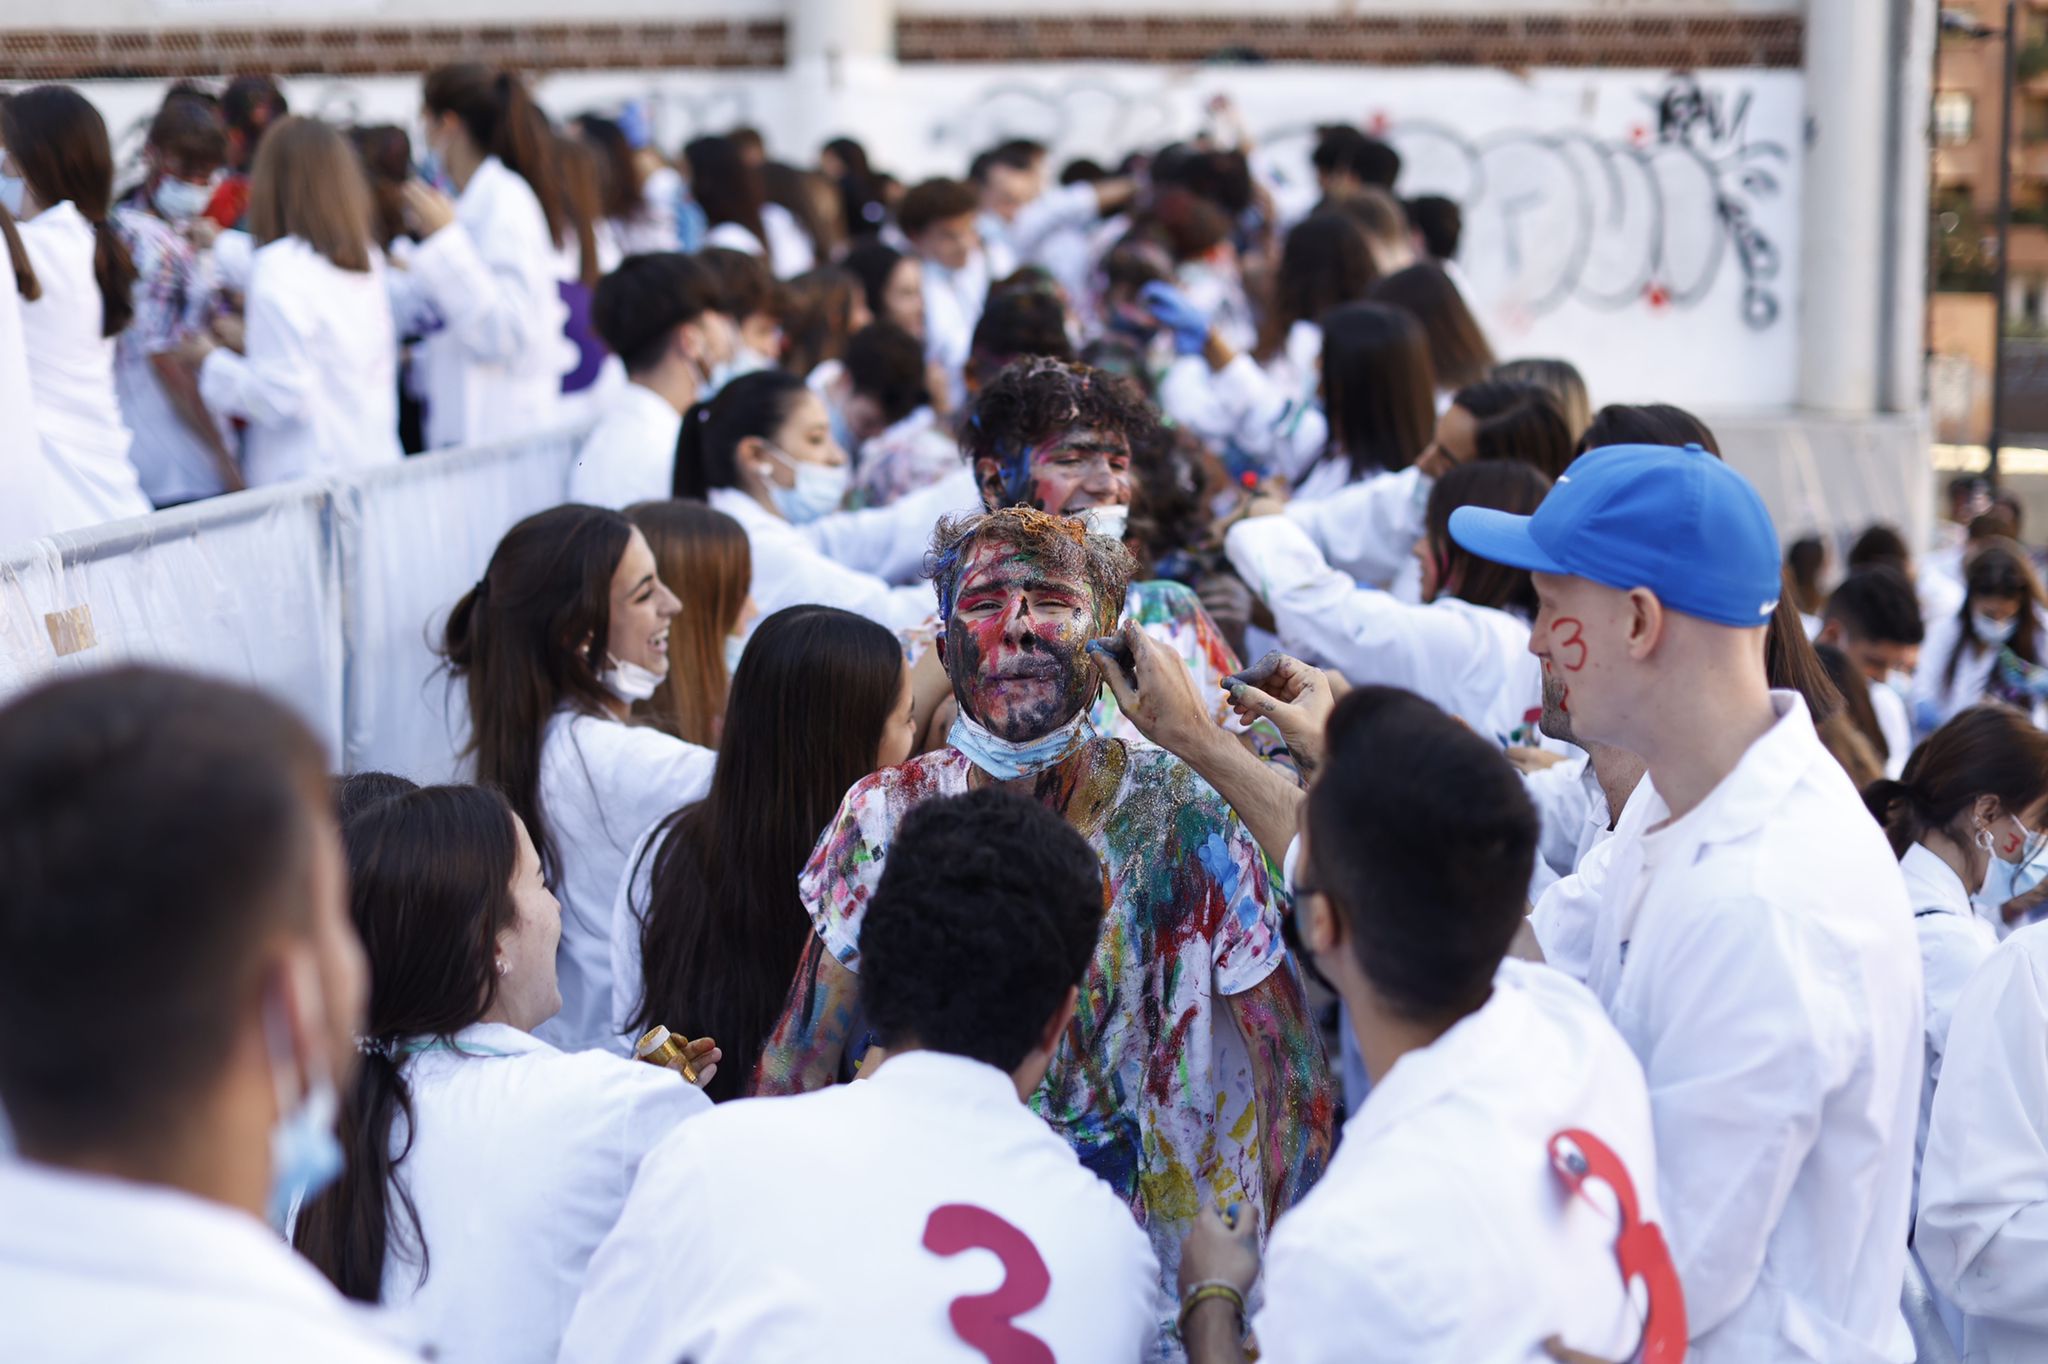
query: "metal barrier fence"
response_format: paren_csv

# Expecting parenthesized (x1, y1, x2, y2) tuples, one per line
(0, 425, 587, 780)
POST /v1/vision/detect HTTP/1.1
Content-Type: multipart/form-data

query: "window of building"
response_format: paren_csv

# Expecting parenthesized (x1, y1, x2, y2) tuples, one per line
(1938, 90, 1977, 146)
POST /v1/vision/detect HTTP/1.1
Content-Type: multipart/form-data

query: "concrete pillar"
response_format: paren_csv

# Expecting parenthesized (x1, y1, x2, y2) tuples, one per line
(1882, 0, 1936, 414)
(783, 0, 896, 162)
(1800, 0, 1893, 414)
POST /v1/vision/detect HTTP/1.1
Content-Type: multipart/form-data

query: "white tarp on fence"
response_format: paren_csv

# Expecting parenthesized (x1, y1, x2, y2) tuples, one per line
(0, 427, 584, 780)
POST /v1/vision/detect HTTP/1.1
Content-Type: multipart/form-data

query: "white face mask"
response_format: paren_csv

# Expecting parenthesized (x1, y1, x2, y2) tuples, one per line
(1077, 504, 1130, 542)
(762, 444, 850, 525)
(152, 175, 216, 223)
(1974, 611, 2019, 646)
(601, 654, 665, 703)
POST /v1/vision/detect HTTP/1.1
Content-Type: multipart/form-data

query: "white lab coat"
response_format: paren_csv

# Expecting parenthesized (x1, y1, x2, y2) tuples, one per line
(566, 382, 682, 509)
(0, 261, 95, 551)
(1902, 842, 1999, 1215)
(1161, 350, 1347, 495)
(15, 201, 149, 530)
(922, 250, 996, 413)
(0, 1159, 415, 1363)
(706, 485, 938, 631)
(1274, 464, 1430, 591)
(391, 157, 569, 450)
(1255, 959, 1661, 1364)
(379, 1022, 708, 1364)
(1911, 610, 2048, 736)
(1226, 513, 1544, 746)
(1569, 694, 1923, 1363)
(560, 1050, 1160, 1364)
(1530, 773, 1651, 989)
(1522, 752, 1608, 884)
(199, 237, 402, 487)
(613, 167, 684, 256)
(803, 463, 982, 587)
(531, 709, 715, 1056)
(1916, 920, 2048, 1363)
(1870, 679, 1913, 780)
(703, 204, 814, 280)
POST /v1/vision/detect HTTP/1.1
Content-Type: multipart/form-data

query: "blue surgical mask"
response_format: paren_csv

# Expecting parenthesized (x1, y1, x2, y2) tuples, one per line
(762, 444, 849, 525)
(1974, 611, 2019, 646)
(947, 710, 1095, 780)
(723, 633, 747, 677)
(152, 175, 215, 223)
(263, 981, 344, 1232)
(0, 174, 24, 218)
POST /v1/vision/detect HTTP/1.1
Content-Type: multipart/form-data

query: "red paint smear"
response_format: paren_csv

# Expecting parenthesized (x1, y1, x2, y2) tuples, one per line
(1553, 617, 1589, 672)
(2004, 831, 2024, 858)
(1644, 281, 1670, 310)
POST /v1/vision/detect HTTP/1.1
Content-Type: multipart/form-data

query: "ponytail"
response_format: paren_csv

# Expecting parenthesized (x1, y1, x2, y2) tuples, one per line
(294, 1047, 424, 1300)
(674, 400, 715, 500)
(1863, 705, 2048, 862)
(89, 217, 136, 337)
(1861, 777, 1918, 859)
(489, 72, 575, 269)
(0, 203, 38, 301)
(672, 370, 807, 502)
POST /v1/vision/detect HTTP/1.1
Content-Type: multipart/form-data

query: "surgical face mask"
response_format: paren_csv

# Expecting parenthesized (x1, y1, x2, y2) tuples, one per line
(948, 710, 1094, 781)
(1077, 504, 1130, 542)
(1973, 611, 2019, 646)
(762, 444, 849, 525)
(601, 654, 665, 703)
(263, 979, 343, 1231)
(723, 633, 747, 677)
(0, 174, 23, 218)
(152, 175, 215, 223)
(706, 345, 775, 399)
(1883, 669, 1913, 700)
(1997, 814, 2046, 867)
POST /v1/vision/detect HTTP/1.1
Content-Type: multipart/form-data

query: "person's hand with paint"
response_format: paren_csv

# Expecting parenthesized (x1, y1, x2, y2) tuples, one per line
(1177, 1202, 1260, 1359)
(1090, 618, 1220, 761)
(1225, 653, 1337, 777)
(1138, 280, 1212, 357)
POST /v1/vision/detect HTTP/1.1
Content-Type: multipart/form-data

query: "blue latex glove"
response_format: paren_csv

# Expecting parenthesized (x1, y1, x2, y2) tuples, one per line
(1139, 281, 1211, 356)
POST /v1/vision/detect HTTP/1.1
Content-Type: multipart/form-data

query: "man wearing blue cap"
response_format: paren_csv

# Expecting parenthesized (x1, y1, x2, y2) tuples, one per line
(1452, 443, 1924, 1364)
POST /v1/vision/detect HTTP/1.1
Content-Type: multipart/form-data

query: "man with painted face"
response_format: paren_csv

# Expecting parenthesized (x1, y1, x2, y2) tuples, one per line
(964, 355, 1290, 763)
(756, 506, 1335, 1360)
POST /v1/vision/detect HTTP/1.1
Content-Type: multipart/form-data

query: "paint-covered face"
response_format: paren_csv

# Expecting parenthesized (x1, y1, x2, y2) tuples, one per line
(1528, 570, 1636, 749)
(975, 424, 1133, 516)
(941, 537, 1101, 741)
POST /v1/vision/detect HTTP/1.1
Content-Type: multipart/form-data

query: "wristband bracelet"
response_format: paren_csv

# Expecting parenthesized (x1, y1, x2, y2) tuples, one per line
(1176, 1280, 1247, 1343)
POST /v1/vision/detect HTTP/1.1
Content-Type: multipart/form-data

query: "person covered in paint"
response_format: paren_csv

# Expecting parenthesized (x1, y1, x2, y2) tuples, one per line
(562, 788, 1160, 1364)
(962, 354, 1287, 763)
(754, 506, 1335, 1358)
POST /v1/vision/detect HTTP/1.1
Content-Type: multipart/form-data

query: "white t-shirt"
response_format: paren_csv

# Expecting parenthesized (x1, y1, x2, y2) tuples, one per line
(380, 1022, 708, 1364)
(532, 710, 715, 1054)
(560, 1050, 1160, 1364)
(0, 1160, 414, 1363)
(567, 382, 683, 509)
(1256, 959, 1662, 1364)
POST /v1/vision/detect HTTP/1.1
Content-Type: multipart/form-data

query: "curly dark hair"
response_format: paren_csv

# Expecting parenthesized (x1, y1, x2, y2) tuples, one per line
(860, 788, 1105, 1072)
(960, 357, 1160, 505)
(924, 506, 1134, 635)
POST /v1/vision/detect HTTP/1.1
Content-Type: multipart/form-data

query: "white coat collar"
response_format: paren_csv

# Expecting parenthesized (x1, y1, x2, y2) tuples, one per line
(863, 1050, 1021, 1111)
(1641, 690, 1819, 854)
(401, 1020, 553, 1062)
(1900, 842, 1975, 919)
(1343, 964, 1527, 1147)
(457, 154, 513, 208)
(707, 483, 789, 535)
(0, 1159, 389, 1333)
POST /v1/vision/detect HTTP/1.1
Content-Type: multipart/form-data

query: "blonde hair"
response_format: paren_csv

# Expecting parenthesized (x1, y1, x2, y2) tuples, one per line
(247, 115, 373, 273)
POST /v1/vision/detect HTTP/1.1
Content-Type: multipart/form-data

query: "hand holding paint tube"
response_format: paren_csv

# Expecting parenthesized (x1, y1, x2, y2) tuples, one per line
(634, 1026, 722, 1091)
(1090, 619, 1224, 760)
(1224, 653, 1337, 777)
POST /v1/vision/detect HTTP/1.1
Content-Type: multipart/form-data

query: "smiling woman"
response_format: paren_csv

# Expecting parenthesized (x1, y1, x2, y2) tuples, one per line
(442, 504, 717, 1055)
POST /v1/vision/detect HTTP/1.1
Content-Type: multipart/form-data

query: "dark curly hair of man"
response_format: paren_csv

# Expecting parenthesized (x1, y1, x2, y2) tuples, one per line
(858, 788, 1106, 1073)
(960, 357, 1160, 505)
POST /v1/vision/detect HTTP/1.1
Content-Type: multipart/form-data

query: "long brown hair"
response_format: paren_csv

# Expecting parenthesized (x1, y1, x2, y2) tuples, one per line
(439, 504, 632, 884)
(422, 65, 574, 261)
(294, 785, 521, 1302)
(550, 131, 603, 288)
(1864, 704, 2048, 858)
(1256, 212, 1375, 363)
(1371, 262, 1495, 390)
(1317, 301, 1437, 481)
(247, 116, 373, 272)
(1424, 459, 1550, 615)
(778, 266, 864, 376)
(0, 201, 37, 301)
(1, 86, 133, 335)
(628, 606, 906, 1100)
(624, 500, 751, 748)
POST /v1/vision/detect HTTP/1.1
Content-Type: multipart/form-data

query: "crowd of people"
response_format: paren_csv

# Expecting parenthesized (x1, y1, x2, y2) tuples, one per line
(7, 63, 2048, 1364)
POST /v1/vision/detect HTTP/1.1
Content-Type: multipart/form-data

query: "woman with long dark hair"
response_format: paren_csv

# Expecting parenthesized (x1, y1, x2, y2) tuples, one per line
(841, 239, 926, 338)
(1252, 212, 1376, 397)
(295, 784, 711, 1363)
(674, 369, 937, 629)
(1370, 261, 1496, 395)
(391, 64, 572, 449)
(1, 85, 151, 528)
(689, 133, 813, 279)
(1911, 539, 2048, 734)
(613, 606, 916, 1098)
(1863, 705, 2048, 1207)
(441, 504, 715, 1053)
(1227, 459, 1554, 744)
(624, 499, 754, 748)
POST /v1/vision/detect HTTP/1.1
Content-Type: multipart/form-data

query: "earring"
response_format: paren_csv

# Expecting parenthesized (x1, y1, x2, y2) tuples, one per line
(1976, 823, 1996, 854)
(494, 959, 509, 977)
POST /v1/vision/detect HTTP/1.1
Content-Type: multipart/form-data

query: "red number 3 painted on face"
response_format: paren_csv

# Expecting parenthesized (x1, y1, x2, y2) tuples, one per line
(1553, 617, 1590, 673)
(923, 1204, 1055, 1364)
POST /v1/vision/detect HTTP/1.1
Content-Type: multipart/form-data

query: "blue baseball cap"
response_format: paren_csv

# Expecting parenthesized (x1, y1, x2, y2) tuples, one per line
(1449, 443, 1782, 627)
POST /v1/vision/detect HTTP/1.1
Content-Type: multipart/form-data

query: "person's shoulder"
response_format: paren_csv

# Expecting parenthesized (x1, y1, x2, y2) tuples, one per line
(860, 748, 972, 803)
(638, 1085, 847, 1180)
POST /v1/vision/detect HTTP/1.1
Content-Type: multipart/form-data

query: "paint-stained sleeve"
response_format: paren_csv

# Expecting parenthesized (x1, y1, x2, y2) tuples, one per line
(796, 773, 893, 973)
(1197, 806, 1288, 997)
